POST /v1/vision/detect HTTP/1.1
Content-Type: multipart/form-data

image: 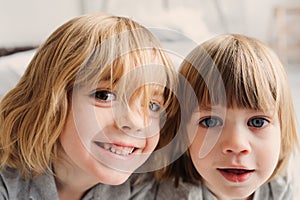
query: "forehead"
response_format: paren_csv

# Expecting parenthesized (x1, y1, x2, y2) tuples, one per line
(75, 47, 169, 85)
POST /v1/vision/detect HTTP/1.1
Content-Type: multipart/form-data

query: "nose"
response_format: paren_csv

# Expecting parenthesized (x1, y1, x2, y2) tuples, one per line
(115, 103, 147, 134)
(221, 125, 251, 155)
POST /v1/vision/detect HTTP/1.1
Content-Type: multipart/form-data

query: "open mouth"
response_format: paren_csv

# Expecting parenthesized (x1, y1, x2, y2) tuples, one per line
(219, 168, 255, 174)
(94, 141, 138, 156)
(218, 168, 255, 182)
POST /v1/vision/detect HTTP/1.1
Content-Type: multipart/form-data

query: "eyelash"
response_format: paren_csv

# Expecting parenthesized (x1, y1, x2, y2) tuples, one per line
(149, 101, 161, 112)
(199, 117, 223, 128)
(247, 117, 270, 128)
(90, 90, 116, 103)
(198, 117, 270, 129)
(90, 90, 163, 113)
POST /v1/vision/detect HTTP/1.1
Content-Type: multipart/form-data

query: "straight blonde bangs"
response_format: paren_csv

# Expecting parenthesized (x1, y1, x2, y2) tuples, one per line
(0, 13, 177, 178)
(180, 35, 278, 113)
(179, 34, 298, 179)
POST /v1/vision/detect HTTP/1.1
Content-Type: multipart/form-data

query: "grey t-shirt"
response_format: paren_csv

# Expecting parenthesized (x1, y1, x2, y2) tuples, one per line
(0, 167, 133, 200)
(132, 174, 294, 200)
(0, 168, 294, 200)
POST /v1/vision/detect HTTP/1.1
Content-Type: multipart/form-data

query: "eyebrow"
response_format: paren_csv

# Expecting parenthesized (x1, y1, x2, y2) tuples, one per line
(193, 106, 213, 113)
(149, 88, 165, 102)
(95, 80, 114, 88)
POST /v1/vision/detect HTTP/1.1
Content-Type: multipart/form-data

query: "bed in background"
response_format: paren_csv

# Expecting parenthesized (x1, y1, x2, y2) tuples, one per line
(0, 28, 198, 100)
(0, 47, 37, 98)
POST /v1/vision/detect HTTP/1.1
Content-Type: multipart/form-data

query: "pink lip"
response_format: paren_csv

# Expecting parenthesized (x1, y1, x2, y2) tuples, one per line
(92, 141, 141, 160)
(94, 141, 139, 150)
(218, 168, 254, 182)
(111, 142, 137, 149)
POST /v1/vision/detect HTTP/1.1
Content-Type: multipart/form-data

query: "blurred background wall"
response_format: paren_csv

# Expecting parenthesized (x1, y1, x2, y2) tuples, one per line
(0, 0, 80, 47)
(1, 0, 300, 64)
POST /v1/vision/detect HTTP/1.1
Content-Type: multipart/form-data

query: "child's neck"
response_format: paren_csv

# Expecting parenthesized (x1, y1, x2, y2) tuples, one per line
(53, 154, 99, 200)
(55, 179, 88, 200)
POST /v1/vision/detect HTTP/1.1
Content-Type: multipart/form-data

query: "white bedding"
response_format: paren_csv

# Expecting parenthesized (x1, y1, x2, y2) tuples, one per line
(0, 49, 36, 98)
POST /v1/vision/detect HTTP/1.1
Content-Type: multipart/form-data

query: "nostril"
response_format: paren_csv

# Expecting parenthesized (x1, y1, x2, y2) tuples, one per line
(224, 147, 250, 155)
(116, 113, 144, 132)
(226, 149, 233, 153)
(241, 149, 249, 154)
(121, 125, 143, 134)
(121, 125, 131, 130)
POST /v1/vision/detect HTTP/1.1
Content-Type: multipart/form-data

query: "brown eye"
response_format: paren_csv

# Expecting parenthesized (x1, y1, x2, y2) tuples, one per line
(92, 90, 116, 102)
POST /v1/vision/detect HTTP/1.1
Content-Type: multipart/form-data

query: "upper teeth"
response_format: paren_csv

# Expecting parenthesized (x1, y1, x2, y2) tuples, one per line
(103, 143, 135, 156)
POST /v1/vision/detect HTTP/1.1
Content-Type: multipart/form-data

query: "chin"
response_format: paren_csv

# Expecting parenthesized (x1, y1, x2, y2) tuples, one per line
(98, 171, 131, 185)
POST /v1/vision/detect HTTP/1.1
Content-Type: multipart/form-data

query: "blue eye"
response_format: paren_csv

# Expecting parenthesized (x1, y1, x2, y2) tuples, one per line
(92, 90, 116, 102)
(199, 117, 223, 128)
(248, 118, 269, 128)
(149, 102, 161, 112)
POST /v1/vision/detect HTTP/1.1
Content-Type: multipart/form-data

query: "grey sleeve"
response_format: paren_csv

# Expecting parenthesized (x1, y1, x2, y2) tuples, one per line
(155, 180, 204, 200)
(270, 175, 293, 200)
(0, 168, 29, 200)
(254, 174, 294, 200)
(0, 174, 9, 200)
(129, 174, 158, 200)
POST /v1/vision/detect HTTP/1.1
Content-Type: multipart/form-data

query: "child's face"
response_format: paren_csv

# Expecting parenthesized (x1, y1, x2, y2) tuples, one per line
(59, 81, 163, 185)
(187, 106, 281, 199)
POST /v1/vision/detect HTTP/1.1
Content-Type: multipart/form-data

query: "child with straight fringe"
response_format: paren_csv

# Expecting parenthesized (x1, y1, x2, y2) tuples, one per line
(133, 33, 299, 200)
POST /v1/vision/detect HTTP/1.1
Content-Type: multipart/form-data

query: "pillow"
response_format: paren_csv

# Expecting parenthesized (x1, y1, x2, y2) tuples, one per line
(0, 49, 36, 98)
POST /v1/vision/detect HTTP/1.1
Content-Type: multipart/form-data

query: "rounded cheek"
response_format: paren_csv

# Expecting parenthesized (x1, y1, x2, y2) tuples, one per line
(60, 115, 131, 184)
(258, 134, 281, 177)
(142, 118, 161, 151)
(60, 113, 89, 160)
(190, 148, 212, 185)
(72, 107, 103, 142)
(189, 136, 206, 171)
(189, 128, 207, 156)
(189, 131, 219, 183)
(144, 131, 160, 153)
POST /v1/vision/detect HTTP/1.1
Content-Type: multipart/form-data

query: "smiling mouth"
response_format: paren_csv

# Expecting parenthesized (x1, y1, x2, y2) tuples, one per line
(94, 141, 138, 156)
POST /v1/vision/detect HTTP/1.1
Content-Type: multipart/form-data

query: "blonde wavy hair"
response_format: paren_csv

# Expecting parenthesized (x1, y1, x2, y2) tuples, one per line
(0, 13, 177, 178)
(157, 33, 298, 186)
